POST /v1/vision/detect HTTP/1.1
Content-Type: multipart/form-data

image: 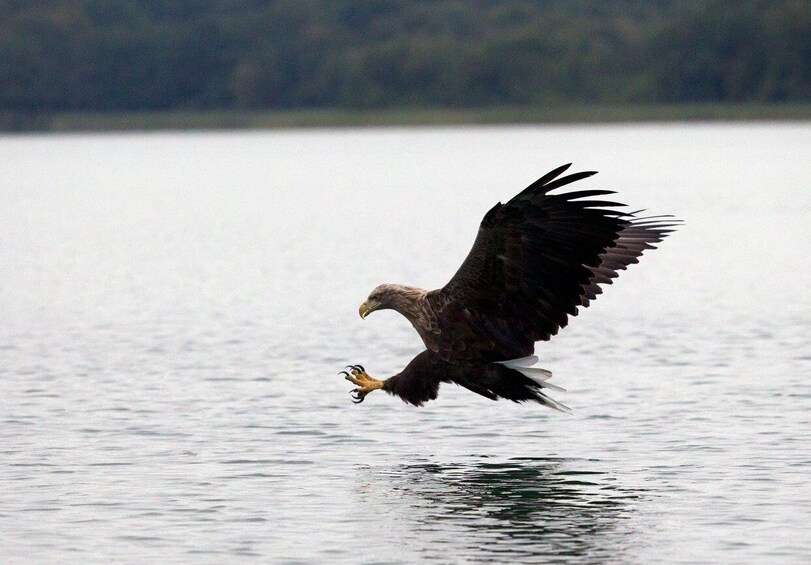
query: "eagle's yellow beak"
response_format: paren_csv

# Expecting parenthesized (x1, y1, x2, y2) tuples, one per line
(358, 299, 380, 319)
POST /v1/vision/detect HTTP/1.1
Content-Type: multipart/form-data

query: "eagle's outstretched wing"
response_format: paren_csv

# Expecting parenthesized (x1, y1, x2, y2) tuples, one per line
(435, 164, 678, 360)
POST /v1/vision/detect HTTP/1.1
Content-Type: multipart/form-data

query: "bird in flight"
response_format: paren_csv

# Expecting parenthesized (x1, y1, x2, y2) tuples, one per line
(342, 164, 678, 411)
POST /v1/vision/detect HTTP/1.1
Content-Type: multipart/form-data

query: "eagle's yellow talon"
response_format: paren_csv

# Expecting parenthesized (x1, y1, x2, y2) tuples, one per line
(341, 367, 383, 403)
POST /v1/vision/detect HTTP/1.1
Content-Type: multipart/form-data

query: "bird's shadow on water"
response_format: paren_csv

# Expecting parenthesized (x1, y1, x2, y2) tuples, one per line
(360, 457, 645, 562)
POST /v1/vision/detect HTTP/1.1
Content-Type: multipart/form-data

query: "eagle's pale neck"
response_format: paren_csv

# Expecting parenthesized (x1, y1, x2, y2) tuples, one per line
(379, 284, 429, 326)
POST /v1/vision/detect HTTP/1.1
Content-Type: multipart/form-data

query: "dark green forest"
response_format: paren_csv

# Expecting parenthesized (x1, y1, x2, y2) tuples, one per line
(1, 0, 809, 115)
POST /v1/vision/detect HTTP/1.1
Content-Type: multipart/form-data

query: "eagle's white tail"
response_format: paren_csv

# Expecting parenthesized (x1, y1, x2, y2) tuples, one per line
(496, 356, 571, 413)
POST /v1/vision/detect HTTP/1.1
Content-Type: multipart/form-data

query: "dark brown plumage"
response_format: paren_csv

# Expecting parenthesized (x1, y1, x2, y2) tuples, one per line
(344, 164, 678, 410)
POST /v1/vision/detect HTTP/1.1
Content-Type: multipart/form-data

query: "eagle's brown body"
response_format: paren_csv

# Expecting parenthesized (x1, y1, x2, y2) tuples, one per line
(345, 164, 678, 410)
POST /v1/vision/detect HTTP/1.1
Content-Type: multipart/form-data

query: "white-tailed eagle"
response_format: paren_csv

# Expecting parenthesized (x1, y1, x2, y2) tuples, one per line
(342, 164, 678, 411)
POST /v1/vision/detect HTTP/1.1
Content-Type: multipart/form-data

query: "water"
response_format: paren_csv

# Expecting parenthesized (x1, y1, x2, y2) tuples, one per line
(1, 124, 809, 563)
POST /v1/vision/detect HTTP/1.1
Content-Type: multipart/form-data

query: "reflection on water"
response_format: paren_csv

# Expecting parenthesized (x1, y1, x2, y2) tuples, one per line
(363, 458, 642, 562)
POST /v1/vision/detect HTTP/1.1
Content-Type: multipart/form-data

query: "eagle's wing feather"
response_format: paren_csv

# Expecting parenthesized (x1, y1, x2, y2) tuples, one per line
(437, 164, 677, 359)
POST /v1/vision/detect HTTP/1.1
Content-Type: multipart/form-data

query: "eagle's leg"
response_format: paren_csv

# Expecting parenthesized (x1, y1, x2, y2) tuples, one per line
(341, 365, 383, 403)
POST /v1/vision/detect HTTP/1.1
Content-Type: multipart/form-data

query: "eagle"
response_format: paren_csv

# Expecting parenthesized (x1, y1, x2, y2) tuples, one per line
(342, 164, 678, 411)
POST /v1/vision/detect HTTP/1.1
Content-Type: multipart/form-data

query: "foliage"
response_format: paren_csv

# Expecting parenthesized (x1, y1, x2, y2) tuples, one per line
(0, 0, 808, 112)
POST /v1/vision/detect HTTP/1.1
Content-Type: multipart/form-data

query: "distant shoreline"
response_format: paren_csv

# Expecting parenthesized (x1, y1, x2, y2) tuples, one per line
(2, 103, 810, 133)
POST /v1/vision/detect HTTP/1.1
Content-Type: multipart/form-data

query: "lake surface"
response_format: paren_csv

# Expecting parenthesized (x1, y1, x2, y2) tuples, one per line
(1, 124, 809, 563)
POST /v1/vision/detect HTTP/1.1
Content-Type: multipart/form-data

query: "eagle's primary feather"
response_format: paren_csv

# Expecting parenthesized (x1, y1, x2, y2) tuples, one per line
(346, 164, 679, 409)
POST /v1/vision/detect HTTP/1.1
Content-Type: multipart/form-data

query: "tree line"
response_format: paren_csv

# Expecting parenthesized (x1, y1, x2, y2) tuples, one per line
(0, 0, 808, 113)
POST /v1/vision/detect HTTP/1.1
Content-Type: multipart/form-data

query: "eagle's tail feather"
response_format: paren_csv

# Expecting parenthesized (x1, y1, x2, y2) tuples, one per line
(454, 360, 571, 413)
(496, 357, 557, 384)
(498, 355, 539, 369)
(534, 391, 572, 413)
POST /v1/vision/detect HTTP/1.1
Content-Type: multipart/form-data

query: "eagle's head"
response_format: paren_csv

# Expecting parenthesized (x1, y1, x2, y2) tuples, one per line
(358, 284, 424, 319)
(358, 284, 394, 318)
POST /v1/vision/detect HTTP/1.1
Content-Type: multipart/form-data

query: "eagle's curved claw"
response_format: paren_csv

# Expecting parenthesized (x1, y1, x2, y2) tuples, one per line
(342, 365, 383, 404)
